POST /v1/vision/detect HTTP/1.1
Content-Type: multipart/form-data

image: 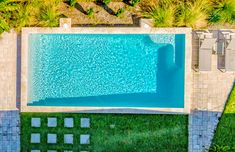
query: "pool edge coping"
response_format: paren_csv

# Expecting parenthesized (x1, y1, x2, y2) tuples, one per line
(21, 27, 192, 114)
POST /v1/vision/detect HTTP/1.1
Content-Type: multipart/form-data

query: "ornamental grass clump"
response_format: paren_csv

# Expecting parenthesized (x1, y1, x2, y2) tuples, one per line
(142, 4, 176, 27)
(130, 0, 141, 7)
(208, 0, 235, 24)
(87, 8, 94, 17)
(116, 8, 125, 17)
(175, 0, 209, 29)
(69, 0, 77, 7)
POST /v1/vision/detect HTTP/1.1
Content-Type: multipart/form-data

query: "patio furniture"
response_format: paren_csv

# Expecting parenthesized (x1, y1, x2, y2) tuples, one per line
(196, 31, 217, 71)
(223, 33, 235, 71)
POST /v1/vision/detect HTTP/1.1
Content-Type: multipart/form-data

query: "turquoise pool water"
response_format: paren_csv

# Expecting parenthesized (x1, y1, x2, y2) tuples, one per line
(28, 34, 185, 108)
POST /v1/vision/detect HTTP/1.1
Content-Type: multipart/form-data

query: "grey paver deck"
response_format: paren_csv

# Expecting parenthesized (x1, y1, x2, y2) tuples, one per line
(81, 118, 90, 128)
(32, 118, 41, 127)
(47, 134, 57, 144)
(31, 133, 40, 143)
(64, 134, 73, 144)
(64, 118, 74, 128)
(80, 134, 90, 144)
(189, 30, 235, 152)
(0, 110, 20, 152)
(47, 118, 57, 127)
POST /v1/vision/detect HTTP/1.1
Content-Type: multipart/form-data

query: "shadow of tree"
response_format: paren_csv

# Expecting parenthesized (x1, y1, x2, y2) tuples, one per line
(75, 2, 87, 15)
(64, 1, 87, 15)
(95, 1, 116, 16)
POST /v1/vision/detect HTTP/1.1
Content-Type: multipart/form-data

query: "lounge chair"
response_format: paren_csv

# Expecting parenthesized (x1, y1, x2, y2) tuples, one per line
(196, 31, 216, 71)
(224, 34, 235, 71)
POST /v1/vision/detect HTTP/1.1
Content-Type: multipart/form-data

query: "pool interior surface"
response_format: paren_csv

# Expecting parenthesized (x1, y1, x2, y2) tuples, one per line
(28, 34, 185, 108)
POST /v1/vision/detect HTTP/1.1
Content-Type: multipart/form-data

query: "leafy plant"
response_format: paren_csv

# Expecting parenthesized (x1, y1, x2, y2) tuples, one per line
(130, 0, 141, 7)
(69, 0, 76, 7)
(115, 8, 125, 17)
(86, 8, 94, 17)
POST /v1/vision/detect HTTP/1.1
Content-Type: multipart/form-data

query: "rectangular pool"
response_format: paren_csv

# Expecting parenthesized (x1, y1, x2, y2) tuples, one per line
(28, 34, 185, 108)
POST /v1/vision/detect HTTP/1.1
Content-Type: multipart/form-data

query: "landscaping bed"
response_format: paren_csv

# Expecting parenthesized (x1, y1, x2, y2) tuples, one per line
(21, 113, 188, 151)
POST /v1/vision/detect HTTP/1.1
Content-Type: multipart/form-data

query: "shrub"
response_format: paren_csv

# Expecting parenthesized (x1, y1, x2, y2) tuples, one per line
(116, 8, 125, 17)
(70, 0, 77, 7)
(130, 0, 141, 7)
(86, 8, 94, 17)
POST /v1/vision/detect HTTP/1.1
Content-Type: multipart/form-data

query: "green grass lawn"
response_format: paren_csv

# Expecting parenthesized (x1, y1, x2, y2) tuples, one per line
(211, 86, 235, 151)
(21, 113, 188, 152)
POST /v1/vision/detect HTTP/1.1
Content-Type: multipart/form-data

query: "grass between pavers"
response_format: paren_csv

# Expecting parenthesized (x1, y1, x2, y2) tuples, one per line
(211, 86, 235, 151)
(21, 113, 188, 152)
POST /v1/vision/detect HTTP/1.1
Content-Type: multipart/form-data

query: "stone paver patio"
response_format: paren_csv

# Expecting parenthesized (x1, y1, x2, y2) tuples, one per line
(189, 30, 235, 152)
(0, 31, 20, 152)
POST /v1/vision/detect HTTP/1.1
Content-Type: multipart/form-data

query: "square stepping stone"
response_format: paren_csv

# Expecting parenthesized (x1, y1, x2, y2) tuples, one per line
(31, 150, 40, 152)
(80, 134, 90, 144)
(31, 133, 40, 143)
(64, 134, 73, 144)
(81, 118, 90, 128)
(64, 118, 74, 128)
(31, 118, 41, 127)
(47, 134, 57, 144)
(47, 117, 57, 127)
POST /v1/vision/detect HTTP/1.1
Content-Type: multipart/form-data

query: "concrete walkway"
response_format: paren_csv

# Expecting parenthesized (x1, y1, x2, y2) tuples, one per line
(0, 31, 20, 152)
(189, 31, 235, 152)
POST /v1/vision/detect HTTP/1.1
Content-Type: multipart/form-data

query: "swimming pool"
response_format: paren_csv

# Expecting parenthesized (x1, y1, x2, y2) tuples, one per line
(27, 34, 185, 108)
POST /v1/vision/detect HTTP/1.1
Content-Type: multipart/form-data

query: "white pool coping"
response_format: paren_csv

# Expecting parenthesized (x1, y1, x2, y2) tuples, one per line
(21, 26, 192, 114)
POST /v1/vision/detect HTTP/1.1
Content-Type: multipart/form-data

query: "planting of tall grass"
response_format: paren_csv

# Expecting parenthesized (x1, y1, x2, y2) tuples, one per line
(176, 0, 209, 29)
(140, 0, 235, 28)
(208, 0, 235, 24)
(142, 4, 175, 27)
(0, 0, 235, 34)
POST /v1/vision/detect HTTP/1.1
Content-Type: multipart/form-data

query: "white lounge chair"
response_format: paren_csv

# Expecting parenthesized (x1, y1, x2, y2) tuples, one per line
(196, 31, 216, 71)
(224, 33, 235, 71)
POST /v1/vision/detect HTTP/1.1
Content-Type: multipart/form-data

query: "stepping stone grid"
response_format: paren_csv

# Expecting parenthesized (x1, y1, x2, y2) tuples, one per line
(30, 117, 91, 151)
